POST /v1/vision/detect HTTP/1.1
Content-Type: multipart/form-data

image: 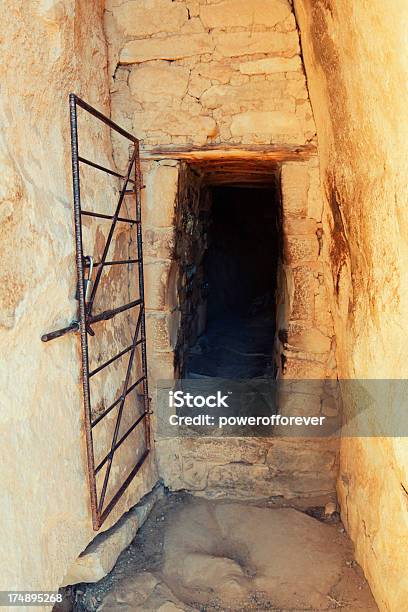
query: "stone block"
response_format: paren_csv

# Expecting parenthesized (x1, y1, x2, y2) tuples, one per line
(321, 395, 339, 417)
(206, 463, 274, 498)
(314, 283, 334, 331)
(143, 227, 174, 260)
(295, 101, 316, 143)
(146, 313, 172, 353)
(61, 485, 164, 585)
(186, 0, 200, 17)
(286, 76, 309, 100)
(283, 217, 317, 235)
(266, 439, 337, 475)
(288, 327, 331, 354)
(120, 34, 215, 63)
(239, 56, 302, 75)
(148, 351, 175, 383)
(112, 0, 188, 37)
(192, 62, 233, 84)
(178, 437, 269, 464)
(285, 235, 319, 263)
(201, 81, 288, 112)
(291, 265, 315, 320)
(167, 309, 181, 349)
(281, 163, 309, 217)
(134, 110, 217, 145)
(181, 457, 209, 490)
(279, 390, 322, 417)
(287, 320, 312, 336)
(266, 473, 337, 497)
(144, 261, 171, 310)
(283, 357, 326, 379)
(142, 163, 178, 228)
(230, 111, 303, 138)
(200, 0, 292, 29)
(129, 64, 189, 104)
(216, 31, 299, 58)
(188, 73, 212, 98)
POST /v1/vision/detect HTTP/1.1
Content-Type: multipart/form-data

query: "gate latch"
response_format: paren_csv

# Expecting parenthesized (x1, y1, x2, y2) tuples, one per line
(84, 256, 94, 303)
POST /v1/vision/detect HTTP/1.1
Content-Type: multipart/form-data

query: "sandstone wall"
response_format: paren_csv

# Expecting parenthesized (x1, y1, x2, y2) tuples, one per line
(105, 0, 316, 147)
(294, 1, 408, 609)
(106, 0, 340, 501)
(153, 158, 339, 500)
(0, 0, 157, 595)
(173, 163, 211, 375)
(276, 159, 339, 429)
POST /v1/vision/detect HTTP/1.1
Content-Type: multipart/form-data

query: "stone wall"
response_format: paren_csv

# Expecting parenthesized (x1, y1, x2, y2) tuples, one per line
(105, 0, 316, 147)
(0, 0, 157, 594)
(294, 1, 408, 609)
(276, 159, 338, 415)
(107, 0, 340, 501)
(154, 159, 338, 500)
(173, 163, 211, 375)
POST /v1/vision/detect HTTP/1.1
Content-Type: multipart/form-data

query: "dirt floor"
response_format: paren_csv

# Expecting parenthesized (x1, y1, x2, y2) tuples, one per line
(67, 492, 378, 611)
(187, 316, 276, 379)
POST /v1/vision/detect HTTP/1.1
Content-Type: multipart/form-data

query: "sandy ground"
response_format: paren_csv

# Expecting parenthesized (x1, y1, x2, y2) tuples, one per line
(66, 492, 378, 611)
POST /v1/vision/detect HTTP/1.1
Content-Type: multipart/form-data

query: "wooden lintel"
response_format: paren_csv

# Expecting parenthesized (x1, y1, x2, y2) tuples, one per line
(140, 143, 317, 162)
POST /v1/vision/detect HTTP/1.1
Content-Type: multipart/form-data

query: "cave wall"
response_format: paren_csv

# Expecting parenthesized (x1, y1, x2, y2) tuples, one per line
(294, 1, 408, 609)
(0, 0, 157, 593)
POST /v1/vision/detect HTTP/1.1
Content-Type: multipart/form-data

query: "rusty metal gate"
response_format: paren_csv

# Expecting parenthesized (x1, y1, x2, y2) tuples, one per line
(42, 94, 151, 530)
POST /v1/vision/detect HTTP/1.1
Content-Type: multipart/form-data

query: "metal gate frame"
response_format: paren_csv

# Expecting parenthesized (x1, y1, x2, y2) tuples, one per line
(42, 94, 151, 530)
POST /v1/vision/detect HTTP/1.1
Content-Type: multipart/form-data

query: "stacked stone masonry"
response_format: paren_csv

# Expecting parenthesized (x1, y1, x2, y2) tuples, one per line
(105, 0, 316, 147)
(110, 1, 340, 500)
(139, 156, 339, 499)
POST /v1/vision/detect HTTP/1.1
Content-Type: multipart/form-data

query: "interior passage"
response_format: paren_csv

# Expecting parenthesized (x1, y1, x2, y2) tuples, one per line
(187, 186, 280, 379)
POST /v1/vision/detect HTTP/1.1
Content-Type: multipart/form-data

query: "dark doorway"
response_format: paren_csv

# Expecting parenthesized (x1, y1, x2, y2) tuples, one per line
(186, 186, 280, 379)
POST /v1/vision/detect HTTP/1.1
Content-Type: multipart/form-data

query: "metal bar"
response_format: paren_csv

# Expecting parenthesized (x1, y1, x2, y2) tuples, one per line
(89, 345, 132, 378)
(91, 375, 146, 428)
(90, 299, 141, 325)
(86, 149, 138, 317)
(66, 95, 149, 530)
(86, 259, 140, 269)
(81, 210, 139, 224)
(134, 143, 152, 452)
(89, 338, 143, 378)
(97, 305, 144, 512)
(97, 450, 149, 528)
(69, 93, 99, 531)
(41, 299, 142, 343)
(41, 321, 79, 343)
(74, 94, 138, 143)
(95, 411, 148, 476)
(78, 155, 135, 184)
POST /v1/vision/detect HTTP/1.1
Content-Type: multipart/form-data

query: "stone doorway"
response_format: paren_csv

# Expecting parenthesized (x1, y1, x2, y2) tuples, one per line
(172, 156, 284, 383)
(186, 184, 280, 379)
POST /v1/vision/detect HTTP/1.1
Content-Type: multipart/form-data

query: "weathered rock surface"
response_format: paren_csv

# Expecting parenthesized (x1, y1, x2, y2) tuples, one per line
(294, 2, 408, 609)
(0, 0, 157, 596)
(61, 485, 164, 586)
(81, 495, 377, 611)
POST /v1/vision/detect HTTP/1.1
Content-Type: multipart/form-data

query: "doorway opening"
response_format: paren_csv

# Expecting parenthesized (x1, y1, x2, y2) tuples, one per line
(174, 162, 282, 381)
